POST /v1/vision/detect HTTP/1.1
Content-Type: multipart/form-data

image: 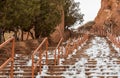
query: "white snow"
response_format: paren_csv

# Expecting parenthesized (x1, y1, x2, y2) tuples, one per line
(112, 44, 120, 53)
(36, 65, 49, 78)
(35, 36, 120, 77)
(62, 37, 120, 77)
(36, 73, 41, 78)
(107, 36, 120, 53)
(85, 37, 120, 77)
(59, 58, 65, 65)
(27, 59, 32, 66)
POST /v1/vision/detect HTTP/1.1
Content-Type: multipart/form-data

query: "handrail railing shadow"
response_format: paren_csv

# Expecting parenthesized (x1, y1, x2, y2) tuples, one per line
(32, 37, 48, 78)
(0, 37, 15, 78)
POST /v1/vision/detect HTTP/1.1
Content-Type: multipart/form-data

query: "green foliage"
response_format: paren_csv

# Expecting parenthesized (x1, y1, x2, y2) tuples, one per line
(34, 0, 61, 38)
(0, 0, 39, 31)
(64, 0, 84, 29)
(0, 0, 84, 40)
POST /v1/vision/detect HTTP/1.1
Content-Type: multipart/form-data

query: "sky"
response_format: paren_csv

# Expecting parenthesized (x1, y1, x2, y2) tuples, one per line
(75, 0, 101, 24)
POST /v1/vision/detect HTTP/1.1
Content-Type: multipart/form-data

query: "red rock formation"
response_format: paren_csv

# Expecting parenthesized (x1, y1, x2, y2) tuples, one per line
(94, 0, 120, 34)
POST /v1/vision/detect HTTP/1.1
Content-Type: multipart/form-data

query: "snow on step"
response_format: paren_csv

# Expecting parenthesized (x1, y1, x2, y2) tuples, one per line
(85, 37, 120, 77)
(60, 36, 120, 78)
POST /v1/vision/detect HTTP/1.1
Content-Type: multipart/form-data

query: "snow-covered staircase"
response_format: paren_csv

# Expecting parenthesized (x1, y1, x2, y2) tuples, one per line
(46, 36, 119, 78)
(0, 53, 39, 78)
(84, 36, 120, 78)
(1, 35, 120, 78)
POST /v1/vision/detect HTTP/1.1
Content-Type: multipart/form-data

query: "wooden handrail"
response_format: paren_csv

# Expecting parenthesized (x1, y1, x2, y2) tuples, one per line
(32, 38, 47, 55)
(32, 37, 48, 78)
(0, 58, 12, 70)
(65, 40, 70, 57)
(91, 28, 106, 36)
(0, 37, 14, 49)
(54, 37, 63, 65)
(65, 34, 89, 58)
(0, 37, 15, 78)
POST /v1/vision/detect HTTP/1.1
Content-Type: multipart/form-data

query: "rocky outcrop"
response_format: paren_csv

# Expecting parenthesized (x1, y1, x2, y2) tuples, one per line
(94, 0, 120, 35)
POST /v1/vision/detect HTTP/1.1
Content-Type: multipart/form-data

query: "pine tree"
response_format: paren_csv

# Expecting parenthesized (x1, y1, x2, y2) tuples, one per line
(0, 0, 84, 41)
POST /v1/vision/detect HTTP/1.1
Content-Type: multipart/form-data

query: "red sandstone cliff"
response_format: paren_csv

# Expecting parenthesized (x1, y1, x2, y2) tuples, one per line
(94, 0, 120, 34)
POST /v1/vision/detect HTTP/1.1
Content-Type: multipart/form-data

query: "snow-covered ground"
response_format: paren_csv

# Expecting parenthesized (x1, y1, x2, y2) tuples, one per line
(107, 36, 120, 53)
(35, 37, 88, 78)
(85, 37, 120, 77)
(62, 37, 120, 78)
(35, 36, 120, 78)
(112, 44, 120, 53)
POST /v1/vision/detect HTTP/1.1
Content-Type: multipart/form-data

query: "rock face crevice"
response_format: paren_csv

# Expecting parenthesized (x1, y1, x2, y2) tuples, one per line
(94, 0, 120, 35)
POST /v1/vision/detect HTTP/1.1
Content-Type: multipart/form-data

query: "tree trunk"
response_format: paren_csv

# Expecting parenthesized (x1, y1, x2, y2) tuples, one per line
(21, 30, 23, 41)
(0, 28, 2, 44)
(0, 33, 2, 44)
(29, 31, 35, 39)
(14, 31, 18, 41)
(2, 31, 5, 41)
(26, 32, 29, 40)
(0, 28, 4, 43)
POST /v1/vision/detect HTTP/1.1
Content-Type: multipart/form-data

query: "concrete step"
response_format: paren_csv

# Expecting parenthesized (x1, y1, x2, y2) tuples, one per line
(47, 72, 63, 75)
(41, 76, 65, 78)
(47, 65, 69, 75)
(0, 71, 37, 75)
(89, 75, 118, 78)
(0, 75, 36, 78)
(48, 66, 69, 71)
(48, 65, 69, 68)
(62, 58, 77, 65)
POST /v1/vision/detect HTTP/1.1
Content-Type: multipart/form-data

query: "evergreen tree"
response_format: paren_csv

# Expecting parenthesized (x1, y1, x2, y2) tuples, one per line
(64, 0, 84, 29)
(0, 0, 84, 41)
(34, 0, 61, 38)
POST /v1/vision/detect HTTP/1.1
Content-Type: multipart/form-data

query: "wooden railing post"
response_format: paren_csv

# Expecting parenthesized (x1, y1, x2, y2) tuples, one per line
(65, 45, 68, 57)
(66, 43, 70, 57)
(31, 37, 48, 77)
(61, 34, 89, 61)
(10, 38, 15, 78)
(79, 37, 82, 45)
(39, 49, 42, 74)
(54, 49, 57, 65)
(0, 37, 15, 78)
(54, 38, 63, 65)
(32, 55, 34, 78)
(118, 37, 119, 44)
(58, 47, 60, 65)
(46, 40, 48, 65)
